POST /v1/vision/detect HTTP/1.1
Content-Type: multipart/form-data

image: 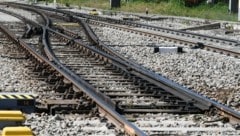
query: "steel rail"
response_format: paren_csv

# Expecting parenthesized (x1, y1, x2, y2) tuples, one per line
(4, 2, 239, 44)
(4, 4, 233, 114)
(46, 16, 212, 110)
(3, 4, 240, 124)
(72, 11, 239, 44)
(35, 8, 240, 124)
(17, 4, 240, 123)
(85, 19, 240, 58)
(67, 14, 240, 124)
(33, 3, 240, 58)
(0, 3, 56, 62)
(0, 11, 146, 136)
(0, 9, 40, 28)
(179, 22, 221, 31)
(17, 3, 240, 58)
(1, 5, 207, 111)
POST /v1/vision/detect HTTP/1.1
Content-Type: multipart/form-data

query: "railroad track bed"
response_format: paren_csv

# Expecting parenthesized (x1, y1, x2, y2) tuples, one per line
(50, 34, 198, 114)
(128, 113, 238, 135)
(92, 24, 240, 112)
(0, 32, 33, 93)
(8, 2, 240, 51)
(48, 24, 240, 135)
(90, 21, 239, 53)
(54, 8, 239, 55)
(0, 13, 122, 136)
(136, 18, 216, 30)
(190, 28, 240, 41)
(24, 4, 240, 134)
(0, 22, 26, 59)
(51, 45, 240, 135)
(50, 19, 93, 46)
(2, 2, 240, 135)
(0, 5, 40, 23)
(24, 113, 121, 136)
(0, 6, 20, 22)
(20, 3, 240, 52)
(59, 4, 217, 30)
(104, 14, 217, 30)
(31, 3, 218, 31)
(1, 5, 93, 47)
(0, 5, 45, 52)
(0, 22, 25, 38)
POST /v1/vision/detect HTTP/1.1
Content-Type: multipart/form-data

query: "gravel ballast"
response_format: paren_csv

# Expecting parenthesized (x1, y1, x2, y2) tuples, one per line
(1, 3, 240, 135)
(0, 32, 119, 136)
(92, 26, 240, 111)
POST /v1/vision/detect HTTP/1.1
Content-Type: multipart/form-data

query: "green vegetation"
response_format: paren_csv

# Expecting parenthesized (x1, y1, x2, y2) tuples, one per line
(47, 0, 237, 21)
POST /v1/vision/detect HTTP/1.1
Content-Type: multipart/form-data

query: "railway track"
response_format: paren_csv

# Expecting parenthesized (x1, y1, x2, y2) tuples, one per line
(49, 32, 201, 114)
(48, 15, 202, 113)
(87, 19, 240, 57)
(0, 15, 106, 133)
(0, 2, 240, 135)
(55, 6, 240, 58)
(7, 2, 239, 59)
(47, 35, 239, 135)
(0, 6, 145, 136)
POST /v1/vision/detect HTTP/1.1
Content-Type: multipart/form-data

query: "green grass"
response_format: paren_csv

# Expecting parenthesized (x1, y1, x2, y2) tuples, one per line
(48, 0, 237, 21)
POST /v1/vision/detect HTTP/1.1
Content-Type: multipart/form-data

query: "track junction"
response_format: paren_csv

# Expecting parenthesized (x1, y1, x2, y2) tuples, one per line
(0, 2, 239, 135)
